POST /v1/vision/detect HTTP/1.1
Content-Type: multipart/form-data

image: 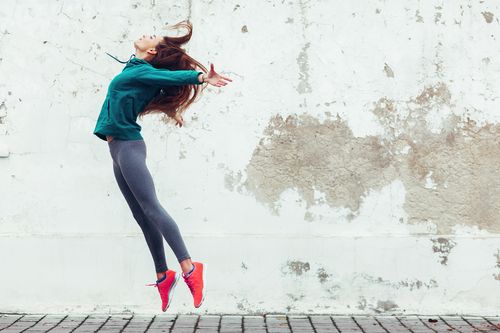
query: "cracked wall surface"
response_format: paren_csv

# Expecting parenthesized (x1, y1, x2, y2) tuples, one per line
(242, 82, 500, 235)
(0, 0, 499, 315)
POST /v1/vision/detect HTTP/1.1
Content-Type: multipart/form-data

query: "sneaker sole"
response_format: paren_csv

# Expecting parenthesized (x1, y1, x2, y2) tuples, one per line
(164, 272, 181, 311)
(195, 262, 206, 308)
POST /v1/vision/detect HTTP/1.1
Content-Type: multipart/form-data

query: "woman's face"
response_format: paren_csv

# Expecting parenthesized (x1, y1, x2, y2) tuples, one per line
(134, 34, 163, 52)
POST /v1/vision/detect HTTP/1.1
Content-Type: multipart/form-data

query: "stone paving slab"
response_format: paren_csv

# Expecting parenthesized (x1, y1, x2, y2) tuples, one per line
(0, 314, 498, 333)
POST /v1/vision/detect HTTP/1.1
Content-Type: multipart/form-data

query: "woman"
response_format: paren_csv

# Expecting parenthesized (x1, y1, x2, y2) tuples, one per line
(92, 20, 232, 311)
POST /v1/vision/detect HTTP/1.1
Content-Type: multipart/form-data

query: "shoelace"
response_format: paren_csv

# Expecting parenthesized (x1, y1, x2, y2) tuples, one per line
(146, 281, 169, 302)
(145, 280, 170, 300)
(183, 273, 200, 294)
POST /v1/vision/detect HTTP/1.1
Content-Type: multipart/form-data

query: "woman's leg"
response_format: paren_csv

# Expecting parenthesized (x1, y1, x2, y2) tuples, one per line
(114, 140, 192, 266)
(111, 159, 168, 274)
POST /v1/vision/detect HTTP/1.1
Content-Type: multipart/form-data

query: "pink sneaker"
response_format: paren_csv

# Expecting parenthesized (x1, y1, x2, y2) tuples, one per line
(145, 269, 181, 311)
(182, 261, 206, 308)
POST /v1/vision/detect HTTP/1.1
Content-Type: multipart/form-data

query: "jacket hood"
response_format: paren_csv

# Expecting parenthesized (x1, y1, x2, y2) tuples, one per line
(123, 57, 150, 70)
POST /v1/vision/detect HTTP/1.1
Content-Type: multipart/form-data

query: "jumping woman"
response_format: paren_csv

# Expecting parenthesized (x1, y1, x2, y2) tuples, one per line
(92, 20, 232, 311)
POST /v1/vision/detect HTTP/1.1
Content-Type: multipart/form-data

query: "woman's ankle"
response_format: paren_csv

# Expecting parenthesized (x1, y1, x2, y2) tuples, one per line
(156, 272, 167, 283)
(180, 258, 194, 274)
(183, 263, 196, 277)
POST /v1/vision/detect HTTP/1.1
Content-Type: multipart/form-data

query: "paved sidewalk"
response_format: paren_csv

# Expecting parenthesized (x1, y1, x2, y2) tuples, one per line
(0, 314, 499, 333)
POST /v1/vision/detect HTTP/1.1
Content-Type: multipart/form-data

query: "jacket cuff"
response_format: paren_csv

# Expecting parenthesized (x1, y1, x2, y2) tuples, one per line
(196, 71, 204, 84)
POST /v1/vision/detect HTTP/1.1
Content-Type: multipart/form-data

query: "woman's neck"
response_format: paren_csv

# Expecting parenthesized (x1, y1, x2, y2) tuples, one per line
(135, 50, 152, 61)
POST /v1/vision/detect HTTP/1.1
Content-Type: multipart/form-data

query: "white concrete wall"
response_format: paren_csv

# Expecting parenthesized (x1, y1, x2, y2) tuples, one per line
(0, 0, 499, 315)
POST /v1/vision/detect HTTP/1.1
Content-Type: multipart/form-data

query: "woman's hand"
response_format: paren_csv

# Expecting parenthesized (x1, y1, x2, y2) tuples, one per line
(202, 63, 232, 87)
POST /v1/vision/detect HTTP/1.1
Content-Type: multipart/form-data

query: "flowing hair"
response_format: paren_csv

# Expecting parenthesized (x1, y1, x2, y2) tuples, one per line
(138, 20, 208, 121)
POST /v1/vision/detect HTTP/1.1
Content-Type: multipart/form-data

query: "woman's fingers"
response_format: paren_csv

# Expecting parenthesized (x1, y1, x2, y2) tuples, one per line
(217, 75, 231, 84)
(204, 68, 232, 87)
(210, 80, 226, 87)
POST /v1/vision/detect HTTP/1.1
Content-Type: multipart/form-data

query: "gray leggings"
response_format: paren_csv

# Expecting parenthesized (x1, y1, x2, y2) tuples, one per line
(108, 139, 191, 273)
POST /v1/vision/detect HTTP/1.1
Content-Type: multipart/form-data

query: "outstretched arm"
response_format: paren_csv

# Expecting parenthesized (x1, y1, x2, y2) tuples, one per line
(135, 66, 204, 86)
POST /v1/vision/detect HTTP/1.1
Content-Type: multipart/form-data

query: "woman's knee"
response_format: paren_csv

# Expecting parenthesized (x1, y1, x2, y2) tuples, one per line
(141, 202, 162, 222)
(131, 211, 149, 227)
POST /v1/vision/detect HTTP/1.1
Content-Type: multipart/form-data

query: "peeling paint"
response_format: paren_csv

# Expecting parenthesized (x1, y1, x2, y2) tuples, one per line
(281, 260, 310, 276)
(383, 63, 394, 78)
(304, 211, 314, 222)
(374, 300, 399, 313)
(316, 267, 331, 283)
(296, 42, 311, 94)
(286, 293, 305, 302)
(357, 296, 367, 310)
(224, 168, 243, 192)
(431, 237, 456, 265)
(178, 149, 187, 159)
(355, 272, 438, 291)
(398, 279, 438, 290)
(240, 82, 500, 234)
(434, 7, 443, 25)
(481, 11, 494, 23)
(415, 9, 424, 23)
(0, 99, 7, 128)
(323, 284, 341, 300)
(243, 113, 396, 216)
(229, 293, 266, 314)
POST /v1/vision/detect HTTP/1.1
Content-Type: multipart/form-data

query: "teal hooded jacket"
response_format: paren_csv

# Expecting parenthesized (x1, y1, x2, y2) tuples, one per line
(93, 55, 204, 141)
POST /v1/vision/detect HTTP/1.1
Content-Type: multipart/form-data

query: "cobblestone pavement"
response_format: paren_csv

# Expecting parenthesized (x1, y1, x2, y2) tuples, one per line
(0, 314, 499, 333)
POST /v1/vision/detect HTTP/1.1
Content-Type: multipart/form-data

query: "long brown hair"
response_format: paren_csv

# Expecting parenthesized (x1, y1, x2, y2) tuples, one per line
(138, 20, 207, 120)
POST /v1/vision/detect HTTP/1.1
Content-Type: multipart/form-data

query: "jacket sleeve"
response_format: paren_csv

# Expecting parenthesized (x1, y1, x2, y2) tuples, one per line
(135, 66, 203, 86)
